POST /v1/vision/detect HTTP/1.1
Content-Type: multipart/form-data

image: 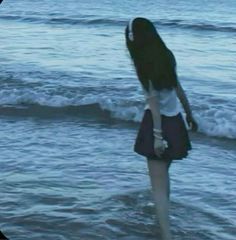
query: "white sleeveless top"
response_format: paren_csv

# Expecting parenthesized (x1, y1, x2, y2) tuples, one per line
(143, 81, 180, 117)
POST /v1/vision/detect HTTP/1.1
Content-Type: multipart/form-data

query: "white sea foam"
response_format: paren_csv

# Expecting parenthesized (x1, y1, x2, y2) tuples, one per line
(195, 107, 236, 139)
(0, 89, 235, 139)
(0, 89, 75, 107)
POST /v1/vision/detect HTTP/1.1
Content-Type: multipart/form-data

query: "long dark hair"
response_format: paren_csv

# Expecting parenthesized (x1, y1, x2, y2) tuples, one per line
(125, 17, 177, 91)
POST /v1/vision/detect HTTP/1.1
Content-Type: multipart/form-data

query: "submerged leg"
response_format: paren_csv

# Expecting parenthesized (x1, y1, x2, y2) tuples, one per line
(147, 159, 172, 240)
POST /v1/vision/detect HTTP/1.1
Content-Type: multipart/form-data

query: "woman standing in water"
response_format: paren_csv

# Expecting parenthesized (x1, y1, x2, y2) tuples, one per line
(125, 17, 197, 240)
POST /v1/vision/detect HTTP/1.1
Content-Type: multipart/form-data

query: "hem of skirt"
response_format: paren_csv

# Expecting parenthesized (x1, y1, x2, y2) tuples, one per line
(147, 151, 190, 161)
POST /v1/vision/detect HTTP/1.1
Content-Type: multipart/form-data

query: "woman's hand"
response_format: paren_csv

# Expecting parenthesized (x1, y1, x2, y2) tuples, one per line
(154, 138, 166, 157)
(186, 114, 198, 132)
(153, 128, 168, 157)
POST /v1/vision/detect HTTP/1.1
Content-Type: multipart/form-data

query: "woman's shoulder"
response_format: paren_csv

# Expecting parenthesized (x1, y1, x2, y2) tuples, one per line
(142, 80, 160, 98)
(166, 48, 176, 67)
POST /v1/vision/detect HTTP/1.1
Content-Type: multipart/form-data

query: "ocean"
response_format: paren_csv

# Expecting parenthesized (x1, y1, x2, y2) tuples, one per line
(0, 0, 235, 239)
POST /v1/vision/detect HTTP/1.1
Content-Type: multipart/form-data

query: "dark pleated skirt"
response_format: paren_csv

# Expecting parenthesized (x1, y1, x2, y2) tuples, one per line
(134, 109, 191, 160)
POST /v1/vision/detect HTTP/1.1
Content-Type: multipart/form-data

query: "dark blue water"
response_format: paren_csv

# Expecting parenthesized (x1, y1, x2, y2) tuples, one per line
(0, 0, 236, 239)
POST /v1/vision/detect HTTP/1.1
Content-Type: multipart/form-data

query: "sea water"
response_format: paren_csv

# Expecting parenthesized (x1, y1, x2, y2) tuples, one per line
(0, 0, 235, 239)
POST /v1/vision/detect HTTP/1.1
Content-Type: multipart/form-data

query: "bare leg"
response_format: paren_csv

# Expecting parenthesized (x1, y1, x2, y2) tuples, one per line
(147, 159, 172, 240)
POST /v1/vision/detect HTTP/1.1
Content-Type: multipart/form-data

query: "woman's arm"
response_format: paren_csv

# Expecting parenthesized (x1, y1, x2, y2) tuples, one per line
(147, 94, 167, 156)
(147, 94, 162, 130)
(175, 81, 198, 131)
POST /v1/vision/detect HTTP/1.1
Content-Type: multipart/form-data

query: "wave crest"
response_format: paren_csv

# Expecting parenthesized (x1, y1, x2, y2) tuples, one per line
(1, 14, 236, 33)
(0, 89, 235, 139)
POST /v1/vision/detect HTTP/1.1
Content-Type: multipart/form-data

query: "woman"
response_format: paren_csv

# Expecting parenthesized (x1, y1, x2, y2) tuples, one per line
(125, 17, 197, 240)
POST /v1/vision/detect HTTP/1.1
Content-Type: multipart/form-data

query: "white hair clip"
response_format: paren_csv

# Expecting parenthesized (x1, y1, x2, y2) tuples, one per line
(128, 19, 134, 41)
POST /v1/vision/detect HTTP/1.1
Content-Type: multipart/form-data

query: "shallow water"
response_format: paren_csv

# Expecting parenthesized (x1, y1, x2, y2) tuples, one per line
(0, 0, 236, 239)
